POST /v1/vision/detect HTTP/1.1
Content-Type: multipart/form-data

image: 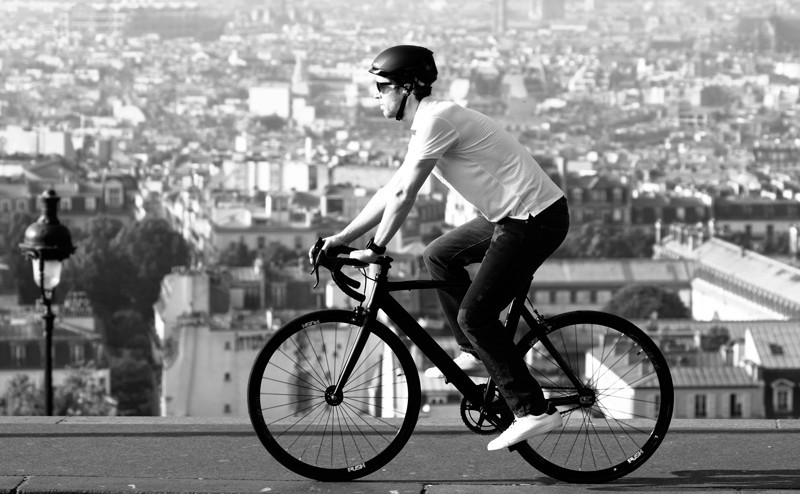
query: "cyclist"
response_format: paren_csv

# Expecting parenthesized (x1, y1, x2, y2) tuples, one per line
(310, 45, 570, 451)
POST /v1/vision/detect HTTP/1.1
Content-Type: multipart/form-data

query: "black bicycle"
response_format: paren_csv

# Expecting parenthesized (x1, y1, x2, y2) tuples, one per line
(248, 240, 673, 483)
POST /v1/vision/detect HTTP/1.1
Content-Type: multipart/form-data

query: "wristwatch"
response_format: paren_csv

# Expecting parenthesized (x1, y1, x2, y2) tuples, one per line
(365, 237, 386, 255)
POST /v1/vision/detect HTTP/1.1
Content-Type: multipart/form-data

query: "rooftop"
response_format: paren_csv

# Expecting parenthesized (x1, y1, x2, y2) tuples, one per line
(749, 325, 800, 368)
(534, 259, 693, 286)
(695, 238, 800, 308)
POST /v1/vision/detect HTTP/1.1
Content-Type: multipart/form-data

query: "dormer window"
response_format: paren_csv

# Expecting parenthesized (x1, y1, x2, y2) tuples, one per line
(771, 379, 794, 414)
(106, 185, 123, 207)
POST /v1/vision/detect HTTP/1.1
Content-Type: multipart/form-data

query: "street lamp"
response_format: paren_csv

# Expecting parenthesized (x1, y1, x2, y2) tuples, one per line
(19, 190, 75, 416)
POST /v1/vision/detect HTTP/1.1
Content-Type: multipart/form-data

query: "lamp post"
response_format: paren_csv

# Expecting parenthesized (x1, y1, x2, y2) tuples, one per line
(19, 190, 75, 416)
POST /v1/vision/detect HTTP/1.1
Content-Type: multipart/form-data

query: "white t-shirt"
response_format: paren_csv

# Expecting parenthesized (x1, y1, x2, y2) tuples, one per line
(405, 98, 564, 222)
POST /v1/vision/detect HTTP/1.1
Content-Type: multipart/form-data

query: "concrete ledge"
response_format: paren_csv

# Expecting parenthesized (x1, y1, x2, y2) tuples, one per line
(0, 417, 797, 434)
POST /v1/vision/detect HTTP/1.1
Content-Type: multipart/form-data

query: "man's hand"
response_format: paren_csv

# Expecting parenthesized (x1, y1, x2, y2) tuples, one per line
(349, 249, 379, 264)
(308, 235, 347, 265)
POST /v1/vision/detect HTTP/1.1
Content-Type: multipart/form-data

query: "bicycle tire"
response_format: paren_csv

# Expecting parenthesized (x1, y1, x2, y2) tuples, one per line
(247, 309, 421, 481)
(513, 310, 673, 483)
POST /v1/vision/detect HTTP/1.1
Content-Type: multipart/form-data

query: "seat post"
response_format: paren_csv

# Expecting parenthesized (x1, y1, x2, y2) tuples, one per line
(503, 276, 533, 338)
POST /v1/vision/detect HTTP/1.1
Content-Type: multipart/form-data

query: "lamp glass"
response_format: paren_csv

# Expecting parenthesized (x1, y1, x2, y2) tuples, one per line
(32, 260, 63, 290)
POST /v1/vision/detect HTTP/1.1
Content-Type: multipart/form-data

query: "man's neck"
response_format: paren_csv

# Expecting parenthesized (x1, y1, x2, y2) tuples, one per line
(401, 96, 422, 129)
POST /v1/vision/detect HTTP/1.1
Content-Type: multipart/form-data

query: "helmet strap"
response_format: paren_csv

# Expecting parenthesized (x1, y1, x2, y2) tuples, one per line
(395, 91, 410, 121)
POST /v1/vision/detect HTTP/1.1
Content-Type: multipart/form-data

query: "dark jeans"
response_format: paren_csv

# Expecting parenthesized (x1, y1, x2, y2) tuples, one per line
(423, 196, 569, 417)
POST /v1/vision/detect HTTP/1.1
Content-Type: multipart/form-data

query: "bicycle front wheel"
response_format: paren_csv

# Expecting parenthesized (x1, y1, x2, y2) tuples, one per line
(247, 310, 421, 481)
(515, 311, 673, 483)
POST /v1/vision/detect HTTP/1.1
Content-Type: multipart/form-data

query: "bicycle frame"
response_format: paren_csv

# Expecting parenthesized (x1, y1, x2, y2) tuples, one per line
(331, 258, 589, 413)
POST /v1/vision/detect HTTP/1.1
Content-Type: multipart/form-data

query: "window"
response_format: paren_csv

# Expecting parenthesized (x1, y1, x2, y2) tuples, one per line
(555, 290, 571, 304)
(70, 343, 84, 363)
(730, 393, 742, 418)
(16, 199, 27, 211)
(0, 200, 10, 212)
(694, 394, 707, 418)
(777, 390, 789, 412)
(224, 341, 231, 350)
(224, 372, 231, 382)
(61, 198, 72, 211)
(86, 197, 97, 210)
(596, 290, 613, 304)
(106, 186, 123, 207)
(612, 188, 623, 204)
(772, 379, 794, 414)
(223, 404, 231, 414)
(12, 344, 25, 367)
(575, 290, 592, 304)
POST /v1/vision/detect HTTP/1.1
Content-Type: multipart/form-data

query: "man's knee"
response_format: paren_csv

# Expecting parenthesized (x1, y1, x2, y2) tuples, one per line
(457, 307, 490, 336)
(422, 240, 442, 269)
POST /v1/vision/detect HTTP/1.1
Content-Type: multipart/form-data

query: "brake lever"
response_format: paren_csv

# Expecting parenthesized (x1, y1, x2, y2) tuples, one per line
(310, 237, 324, 288)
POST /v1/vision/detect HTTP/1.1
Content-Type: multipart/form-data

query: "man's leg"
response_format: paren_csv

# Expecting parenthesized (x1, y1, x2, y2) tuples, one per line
(457, 213, 568, 416)
(422, 216, 493, 355)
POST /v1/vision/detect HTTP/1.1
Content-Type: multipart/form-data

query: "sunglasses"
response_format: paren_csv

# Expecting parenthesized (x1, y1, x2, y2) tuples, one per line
(375, 81, 397, 93)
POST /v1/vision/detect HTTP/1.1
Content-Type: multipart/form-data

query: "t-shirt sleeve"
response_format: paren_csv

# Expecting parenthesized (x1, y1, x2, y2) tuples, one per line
(405, 116, 459, 162)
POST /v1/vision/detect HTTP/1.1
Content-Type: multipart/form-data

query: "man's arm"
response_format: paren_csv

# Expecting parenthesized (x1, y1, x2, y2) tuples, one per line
(334, 185, 391, 244)
(373, 157, 438, 247)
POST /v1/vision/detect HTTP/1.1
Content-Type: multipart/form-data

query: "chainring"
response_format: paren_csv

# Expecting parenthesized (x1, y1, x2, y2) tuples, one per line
(460, 383, 514, 435)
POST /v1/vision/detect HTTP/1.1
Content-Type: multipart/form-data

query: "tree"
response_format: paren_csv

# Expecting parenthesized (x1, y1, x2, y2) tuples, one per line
(0, 211, 38, 300)
(65, 216, 190, 323)
(105, 309, 152, 357)
(554, 222, 655, 259)
(113, 217, 191, 317)
(602, 284, 690, 320)
(701, 326, 731, 352)
(110, 354, 157, 416)
(217, 240, 255, 267)
(54, 365, 117, 416)
(1, 374, 43, 416)
(1, 367, 117, 416)
(63, 216, 132, 320)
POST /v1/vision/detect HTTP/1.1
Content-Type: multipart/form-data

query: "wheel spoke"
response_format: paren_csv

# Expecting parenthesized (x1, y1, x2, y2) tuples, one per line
(248, 312, 420, 480)
(515, 311, 672, 483)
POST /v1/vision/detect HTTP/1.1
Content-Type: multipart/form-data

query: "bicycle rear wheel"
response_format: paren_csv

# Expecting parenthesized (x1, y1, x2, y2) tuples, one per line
(514, 311, 673, 483)
(247, 310, 421, 481)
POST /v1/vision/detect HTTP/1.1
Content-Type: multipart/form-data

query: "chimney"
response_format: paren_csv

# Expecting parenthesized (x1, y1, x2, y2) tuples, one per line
(654, 219, 662, 244)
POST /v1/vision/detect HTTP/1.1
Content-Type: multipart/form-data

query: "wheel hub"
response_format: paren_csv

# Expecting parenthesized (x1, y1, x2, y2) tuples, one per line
(324, 386, 343, 406)
(578, 389, 596, 407)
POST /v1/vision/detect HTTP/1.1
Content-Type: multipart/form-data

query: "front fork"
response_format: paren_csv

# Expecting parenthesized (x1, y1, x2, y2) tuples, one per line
(332, 261, 389, 397)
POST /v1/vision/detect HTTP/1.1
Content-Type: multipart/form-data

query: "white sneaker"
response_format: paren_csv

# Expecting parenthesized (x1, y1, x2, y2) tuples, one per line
(424, 352, 488, 379)
(487, 412, 563, 451)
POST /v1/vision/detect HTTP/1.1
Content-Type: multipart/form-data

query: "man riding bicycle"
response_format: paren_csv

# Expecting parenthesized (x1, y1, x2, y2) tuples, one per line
(310, 45, 570, 450)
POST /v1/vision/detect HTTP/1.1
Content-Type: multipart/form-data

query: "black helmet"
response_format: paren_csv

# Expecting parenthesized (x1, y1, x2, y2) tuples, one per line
(368, 45, 438, 88)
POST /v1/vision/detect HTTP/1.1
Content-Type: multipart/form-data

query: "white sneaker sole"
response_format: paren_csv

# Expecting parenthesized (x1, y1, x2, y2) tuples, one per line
(423, 368, 489, 379)
(487, 414, 563, 451)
